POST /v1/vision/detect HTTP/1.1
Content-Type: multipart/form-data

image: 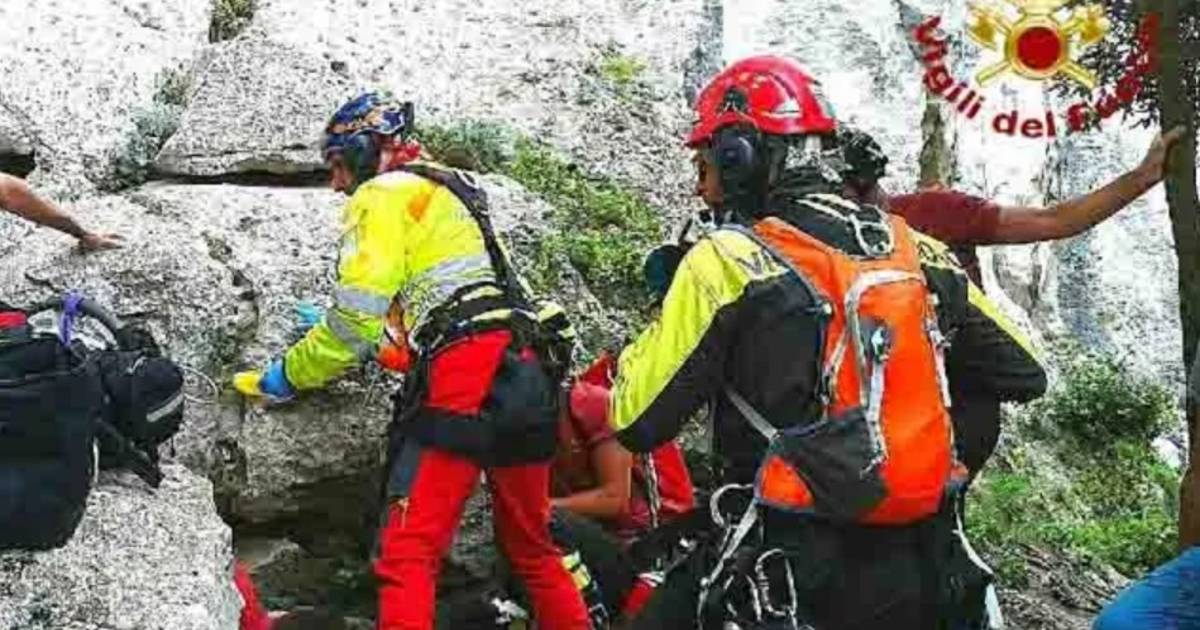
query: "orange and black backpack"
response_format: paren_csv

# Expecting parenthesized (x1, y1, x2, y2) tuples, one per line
(727, 193, 967, 526)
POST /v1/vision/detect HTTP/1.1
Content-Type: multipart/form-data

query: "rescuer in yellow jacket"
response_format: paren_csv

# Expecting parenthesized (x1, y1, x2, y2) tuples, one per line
(610, 56, 1047, 630)
(233, 93, 589, 630)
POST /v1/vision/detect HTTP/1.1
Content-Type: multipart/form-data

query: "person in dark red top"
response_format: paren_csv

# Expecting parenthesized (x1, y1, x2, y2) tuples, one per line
(840, 126, 1184, 286)
(553, 352, 696, 546)
(550, 351, 696, 622)
(553, 366, 651, 544)
(838, 125, 1184, 476)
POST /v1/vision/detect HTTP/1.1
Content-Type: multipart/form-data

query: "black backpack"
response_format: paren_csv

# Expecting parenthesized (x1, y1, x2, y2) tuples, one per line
(0, 319, 104, 550)
(94, 328, 184, 485)
(0, 296, 185, 550)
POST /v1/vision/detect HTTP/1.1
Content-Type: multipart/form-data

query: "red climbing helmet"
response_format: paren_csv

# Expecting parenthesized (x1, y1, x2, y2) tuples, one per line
(686, 55, 838, 147)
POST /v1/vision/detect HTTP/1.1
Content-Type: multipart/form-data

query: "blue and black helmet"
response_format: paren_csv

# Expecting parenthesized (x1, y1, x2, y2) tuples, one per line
(322, 92, 415, 187)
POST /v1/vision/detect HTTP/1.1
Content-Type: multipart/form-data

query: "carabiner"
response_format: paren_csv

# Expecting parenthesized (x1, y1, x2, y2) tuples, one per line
(755, 548, 799, 625)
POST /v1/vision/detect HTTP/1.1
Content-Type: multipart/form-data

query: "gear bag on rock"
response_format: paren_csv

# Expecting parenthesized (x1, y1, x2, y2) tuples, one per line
(0, 309, 103, 550)
(0, 295, 185, 550)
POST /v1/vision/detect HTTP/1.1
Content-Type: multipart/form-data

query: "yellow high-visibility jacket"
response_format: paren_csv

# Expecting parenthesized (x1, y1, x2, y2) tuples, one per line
(283, 164, 505, 390)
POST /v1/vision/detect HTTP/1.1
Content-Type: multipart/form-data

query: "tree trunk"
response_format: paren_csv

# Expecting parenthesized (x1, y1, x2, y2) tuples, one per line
(918, 100, 953, 188)
(1153, 0, 1200, 550)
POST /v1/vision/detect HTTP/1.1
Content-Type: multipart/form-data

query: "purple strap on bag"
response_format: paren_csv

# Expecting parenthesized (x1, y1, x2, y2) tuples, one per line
(58, 291, 85, 345)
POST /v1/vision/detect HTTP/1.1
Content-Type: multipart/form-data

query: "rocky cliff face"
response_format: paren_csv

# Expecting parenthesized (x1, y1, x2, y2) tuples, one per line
(0, 0, 1185, 628)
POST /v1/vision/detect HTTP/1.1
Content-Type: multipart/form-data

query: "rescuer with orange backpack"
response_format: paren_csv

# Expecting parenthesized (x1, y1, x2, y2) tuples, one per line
(609, 55, 1048, 630)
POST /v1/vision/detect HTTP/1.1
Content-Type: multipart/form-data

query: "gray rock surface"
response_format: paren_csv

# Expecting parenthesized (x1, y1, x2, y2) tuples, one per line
(0, 188, 249, 374)
(0, 0, 211, 194)
(0, 108, 33, 157)
(156, 37, 355, 177)
(1040, 131, 1180, 384)
(0, 466, 239, 630)
(156, 0, 710, 214)
(953, 75, 1183, 388)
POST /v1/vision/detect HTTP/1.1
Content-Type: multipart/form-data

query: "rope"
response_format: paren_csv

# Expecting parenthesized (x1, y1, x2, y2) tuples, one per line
(179, 364, 220, 405)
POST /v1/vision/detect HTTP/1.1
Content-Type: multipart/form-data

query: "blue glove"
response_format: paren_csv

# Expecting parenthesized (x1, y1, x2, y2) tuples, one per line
(259, 359, 295, 401)
(294, 301, 324, 336)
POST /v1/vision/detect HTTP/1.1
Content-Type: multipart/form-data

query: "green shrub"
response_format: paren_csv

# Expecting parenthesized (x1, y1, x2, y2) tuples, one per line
(967, 471, 1051, 585)
(418, 121, 513, 173)
(103, 104, 180, 191)
(1067, 510, 1177, 577)
(209, 0, 255, 43)
(154, 67, 192, 108)
(1069, 440, 1179, 575)
(1036, 353, 1175, 450)
(968, 356, 1180, 581)
(509, 139, 661, 309)
(599, 52, 647, 88)
(421, 121, 663, 312)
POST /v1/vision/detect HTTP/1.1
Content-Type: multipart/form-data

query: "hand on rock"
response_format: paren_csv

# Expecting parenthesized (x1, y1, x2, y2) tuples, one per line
(1138, 125, 1187, 184)
(78, 232, 124, 252)
(233, 360, 295, 404)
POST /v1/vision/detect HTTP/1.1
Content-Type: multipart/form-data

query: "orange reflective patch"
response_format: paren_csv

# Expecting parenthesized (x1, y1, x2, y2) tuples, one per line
(759, 455, 813, 510)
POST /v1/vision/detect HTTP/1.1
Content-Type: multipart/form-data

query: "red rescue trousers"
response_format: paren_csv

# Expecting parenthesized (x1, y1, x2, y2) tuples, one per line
(374, 331, 590, 630)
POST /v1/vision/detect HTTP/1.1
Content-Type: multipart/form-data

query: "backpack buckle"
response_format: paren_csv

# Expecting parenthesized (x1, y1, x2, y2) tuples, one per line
(847, 207, 894, 258)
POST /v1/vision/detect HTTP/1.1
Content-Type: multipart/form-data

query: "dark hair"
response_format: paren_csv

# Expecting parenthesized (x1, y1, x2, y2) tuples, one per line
(270, 609, 348, 630)
(837, 126, 888, 192)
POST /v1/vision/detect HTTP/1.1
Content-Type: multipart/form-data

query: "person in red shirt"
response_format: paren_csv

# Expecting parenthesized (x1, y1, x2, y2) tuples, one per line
(838, 125, 1185, 477)
(552, 352, 695, 545)
(840, 125, 1185, 285)
(550, 351, 696, 622)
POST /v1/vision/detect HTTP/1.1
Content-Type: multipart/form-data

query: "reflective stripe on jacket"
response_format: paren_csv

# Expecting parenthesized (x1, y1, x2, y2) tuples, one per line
(284, 164, 499, 390)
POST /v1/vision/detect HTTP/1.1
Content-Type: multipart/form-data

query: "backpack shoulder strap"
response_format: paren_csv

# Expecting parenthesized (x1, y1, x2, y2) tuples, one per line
(720, 223, 830, 317)
(724, 386, 778, 441)
(397, 163, 531, 307)
(719, 223, 832, 436)
(794, 194, 896, 259)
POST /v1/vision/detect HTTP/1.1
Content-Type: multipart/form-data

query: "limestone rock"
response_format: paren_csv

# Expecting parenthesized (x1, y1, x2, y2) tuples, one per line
(0, 107, 33, 158)
(0, 466, 240, 630)
(156, 37, 356, 177)
(158, 0, 711, 214)
(0, 0, 211, 193)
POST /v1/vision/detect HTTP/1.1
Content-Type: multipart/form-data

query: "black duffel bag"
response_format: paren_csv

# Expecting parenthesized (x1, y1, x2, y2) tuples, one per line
(0, 318, 105, 550)
(0, 295, 186, 550)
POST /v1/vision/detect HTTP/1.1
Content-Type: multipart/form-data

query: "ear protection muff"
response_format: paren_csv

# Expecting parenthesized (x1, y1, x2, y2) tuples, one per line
(711, 125, 767, 217)
(713, 126, 758, 174)
(342, 131, 381, 192)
